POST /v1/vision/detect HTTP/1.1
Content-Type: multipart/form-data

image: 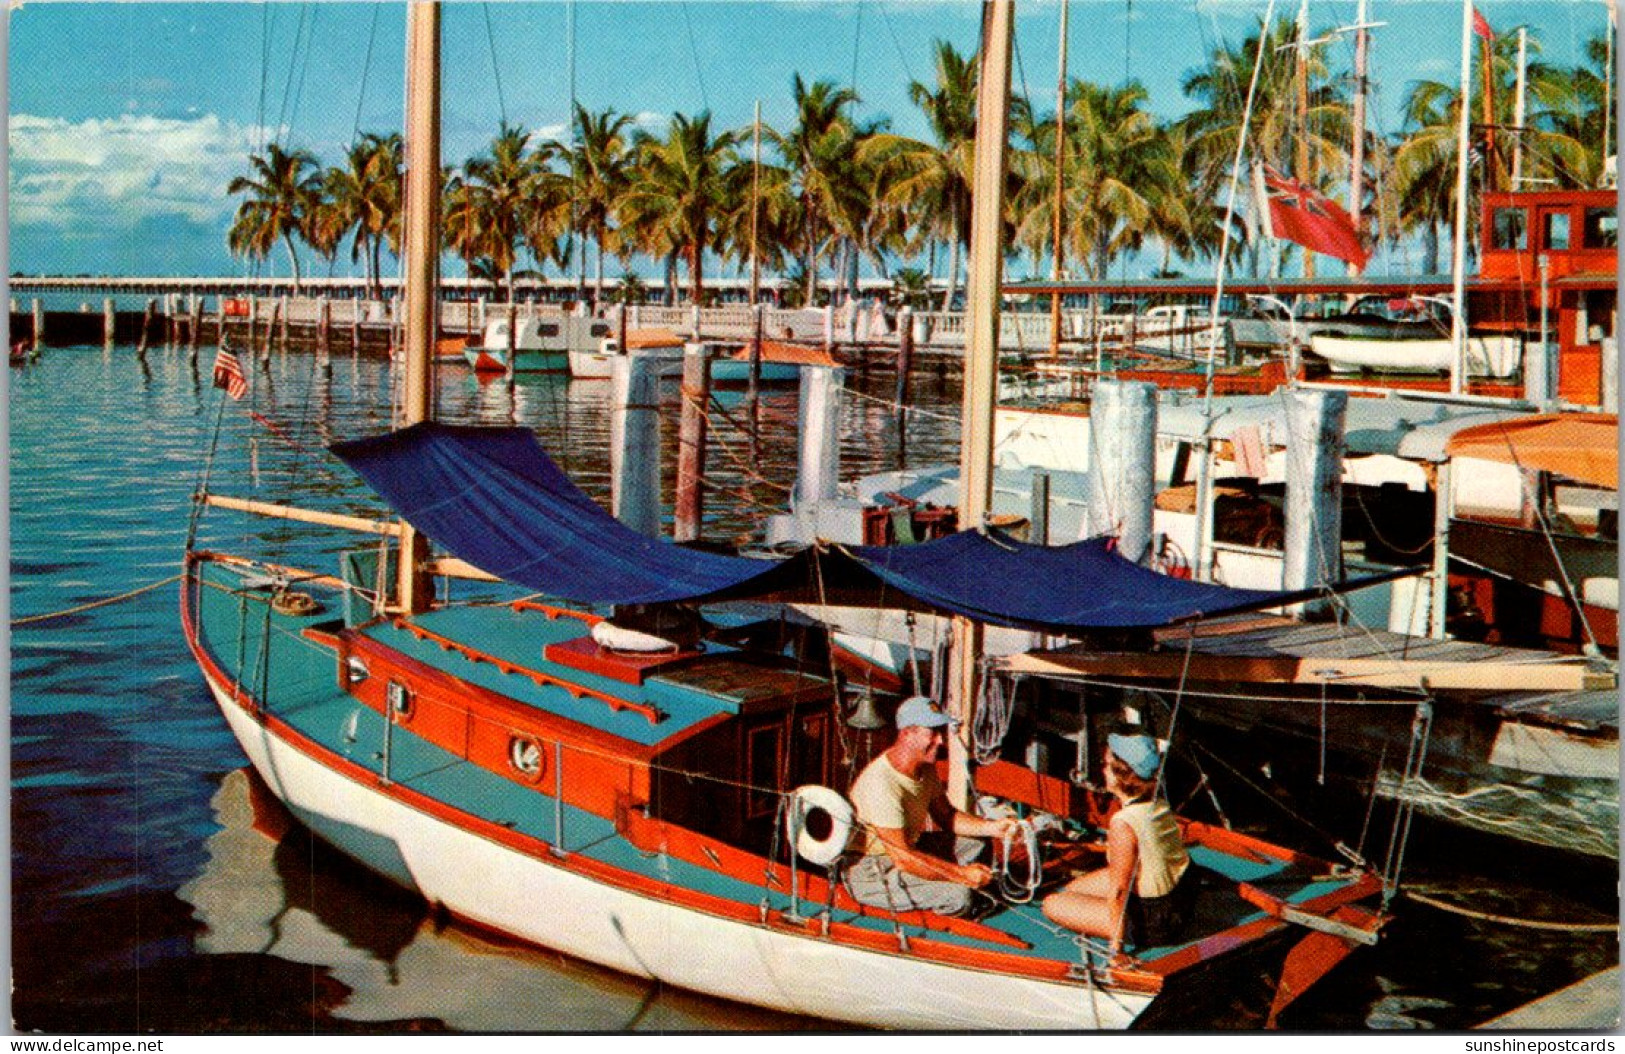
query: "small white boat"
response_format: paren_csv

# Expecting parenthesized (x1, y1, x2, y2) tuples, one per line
(567, 329, 687, 379)
(1309, 332, 1523, 378)
(465, 315, 614, 375)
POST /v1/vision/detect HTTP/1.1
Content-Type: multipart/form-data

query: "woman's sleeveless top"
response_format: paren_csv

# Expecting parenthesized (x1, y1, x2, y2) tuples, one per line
(1113, 799, 1190, 898)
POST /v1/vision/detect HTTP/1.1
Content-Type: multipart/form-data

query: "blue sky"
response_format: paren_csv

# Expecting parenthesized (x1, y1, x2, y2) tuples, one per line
(6, 0, 1613, 279)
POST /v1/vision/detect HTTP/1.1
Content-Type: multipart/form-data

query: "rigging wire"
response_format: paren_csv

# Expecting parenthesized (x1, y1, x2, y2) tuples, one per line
(680, 3, 710, 112)
(351, 4, 383, 143)
(483, 1, 510, 129)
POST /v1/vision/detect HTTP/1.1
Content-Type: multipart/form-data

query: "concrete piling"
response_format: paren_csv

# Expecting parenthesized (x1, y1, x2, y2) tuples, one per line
(1282, 388, 1348, 600)
(609, 349, 663, 536)
(894, 306, 915, 470)
(794, 365, 845, 510)
(1087, 379, 1158, 562)
(103, 298, 116, 348)
(31, 298, 44, 351)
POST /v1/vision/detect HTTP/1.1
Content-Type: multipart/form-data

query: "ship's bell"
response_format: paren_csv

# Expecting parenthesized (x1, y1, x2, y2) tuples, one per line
(846, 687, 888, 731)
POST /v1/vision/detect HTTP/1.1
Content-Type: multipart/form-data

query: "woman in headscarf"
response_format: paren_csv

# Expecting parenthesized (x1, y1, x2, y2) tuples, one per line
(1041, 730, 1194, 959)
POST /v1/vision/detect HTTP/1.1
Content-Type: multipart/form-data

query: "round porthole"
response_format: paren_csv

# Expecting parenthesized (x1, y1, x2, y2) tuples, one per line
(509, 736, 545, 781)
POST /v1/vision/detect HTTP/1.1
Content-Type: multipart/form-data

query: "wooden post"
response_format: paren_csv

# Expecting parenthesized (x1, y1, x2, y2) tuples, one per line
(505, 301, 518, 388)
(748, 304, 765, 459)
(189, 295, 202, 357)
(894, 306, 915, 470)
(689, 303, 702, 340)
(31, 298, 44, 352)
(1030, 471, 1051, 546)
(135, 298, 155, 357)
(318, 296, 332, 356)
(351, 294, 362, 353)
(823, 301, 835, 357)
(277, 294, 289, 352)
(103, 297, 116, 348)
(247, 294, 258, 349)
(609, 350, 663, 535)
(673, 342, 712, 543)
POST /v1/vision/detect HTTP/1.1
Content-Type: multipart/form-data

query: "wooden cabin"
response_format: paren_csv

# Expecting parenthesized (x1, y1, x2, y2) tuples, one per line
(1476, 189, 1617, 405)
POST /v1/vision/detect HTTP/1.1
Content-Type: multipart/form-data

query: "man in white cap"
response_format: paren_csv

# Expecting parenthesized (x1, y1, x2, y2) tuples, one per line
(844, 695, 1021, 916)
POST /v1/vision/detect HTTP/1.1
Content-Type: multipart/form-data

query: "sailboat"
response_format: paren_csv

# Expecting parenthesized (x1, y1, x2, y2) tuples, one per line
(182, 1, 1390, 1029)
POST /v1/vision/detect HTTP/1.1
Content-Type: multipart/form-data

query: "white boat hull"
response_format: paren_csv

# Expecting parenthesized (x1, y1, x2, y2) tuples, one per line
(567, 348, 685, 380)
(1309, 333, 1522, 378)
(204, 670, 1146, 1030)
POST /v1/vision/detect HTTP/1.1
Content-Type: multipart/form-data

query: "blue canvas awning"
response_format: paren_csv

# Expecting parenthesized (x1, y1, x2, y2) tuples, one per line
(332, 423, 1405, 632)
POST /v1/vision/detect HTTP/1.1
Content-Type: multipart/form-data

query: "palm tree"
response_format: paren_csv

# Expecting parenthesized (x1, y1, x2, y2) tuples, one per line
(773, 75, 874, 305)
(617, 112, 739, 306)
(1013, 79, 1170, 281)
(1528, 33, 1612, 188)
(443, 123, 546, 301)
(319, 132, 402, 298)
(228, 142, 322, 289)
(566, 105, 636, 310)
(861, 40, 979, 309)
(1179, 16, 1352, 275)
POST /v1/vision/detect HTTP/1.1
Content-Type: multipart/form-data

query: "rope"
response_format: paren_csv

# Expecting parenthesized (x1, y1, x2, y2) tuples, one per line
(13, 574, 186, 626)
(1404, 889, 1619, 933)
(972, 669, 1017, 764)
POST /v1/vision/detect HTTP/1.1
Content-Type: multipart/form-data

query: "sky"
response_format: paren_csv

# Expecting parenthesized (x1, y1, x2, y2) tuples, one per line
(5, 0, 1615, 280)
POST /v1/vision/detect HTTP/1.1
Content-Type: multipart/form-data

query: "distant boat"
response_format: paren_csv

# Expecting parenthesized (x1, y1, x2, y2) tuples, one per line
(711, 339, 838, 385)
(567, 328, 686, 380)
(1309, 331, 1523, 378)
(464, 314, 613, 374)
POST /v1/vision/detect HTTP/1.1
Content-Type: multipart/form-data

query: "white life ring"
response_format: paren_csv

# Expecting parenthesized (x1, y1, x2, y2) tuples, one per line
(787, 784, 854, 867)
(590, 620, 679, 654)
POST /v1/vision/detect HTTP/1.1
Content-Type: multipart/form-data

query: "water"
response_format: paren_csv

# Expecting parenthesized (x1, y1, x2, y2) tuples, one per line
(9, 341, 1616, 1033)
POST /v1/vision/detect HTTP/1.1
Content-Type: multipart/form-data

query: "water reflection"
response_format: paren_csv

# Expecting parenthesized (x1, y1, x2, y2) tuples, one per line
(179, 768, 817, 1031)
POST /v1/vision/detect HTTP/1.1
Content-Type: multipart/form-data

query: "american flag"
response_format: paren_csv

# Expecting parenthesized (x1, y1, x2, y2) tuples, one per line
(212, 347, 248, 400)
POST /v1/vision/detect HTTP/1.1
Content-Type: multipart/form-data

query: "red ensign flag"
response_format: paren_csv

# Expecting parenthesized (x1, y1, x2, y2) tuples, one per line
(1254, 164, 1370, 271)
(212, 347, 249, 400)
(1472, 7, 1494, 40)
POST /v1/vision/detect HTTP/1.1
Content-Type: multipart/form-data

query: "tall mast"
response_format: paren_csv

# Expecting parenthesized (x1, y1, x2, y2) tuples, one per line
(947, 0, 1013, 808)
(1480, 11, 1497, 192)
(750, 99, 762, 308)
(1047, 0, 1069, 358)
(1449, 0, 1473, 395)
(398, 0, 441, 614)
(1295, 0, 1314, 279)
(1347, 0, 1369, 275)
(1512, 27, 1526, 186)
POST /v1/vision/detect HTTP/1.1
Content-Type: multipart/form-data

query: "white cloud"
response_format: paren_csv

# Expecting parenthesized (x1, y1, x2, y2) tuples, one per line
(9, 112, 262, 229)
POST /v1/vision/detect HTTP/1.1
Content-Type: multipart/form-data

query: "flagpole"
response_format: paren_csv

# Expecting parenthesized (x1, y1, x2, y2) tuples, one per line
(1450, 0, 1474, 395)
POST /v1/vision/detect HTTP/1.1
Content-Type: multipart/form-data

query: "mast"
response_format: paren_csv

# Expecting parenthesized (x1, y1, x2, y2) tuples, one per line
(1348, 0, 1369, 275)
(398, 0, 441, 614)
(947, 0, 1013, 809)
(1047, 0, 1069, 358)
(1479, 10, 1496, 192)
(1449, 0, 1473, 395)
(1295, 0, 1314, 279)
(750, 99, 762, 308)
(1512, 27, 1527, 186)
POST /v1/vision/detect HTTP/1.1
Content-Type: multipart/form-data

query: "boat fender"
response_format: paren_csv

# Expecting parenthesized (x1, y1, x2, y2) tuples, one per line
(591, 621, 680, 654)
(787, 785, 854, 867)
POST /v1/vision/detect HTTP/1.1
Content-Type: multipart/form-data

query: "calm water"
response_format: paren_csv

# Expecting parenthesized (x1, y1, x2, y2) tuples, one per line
(9, 340, 1616, 1033)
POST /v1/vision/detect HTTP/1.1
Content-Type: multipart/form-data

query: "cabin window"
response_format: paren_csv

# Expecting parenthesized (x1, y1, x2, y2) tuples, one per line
(1491, 207, 1527, 250)
(1543, 212, 1572, 251)
(590, 323, 610, 337)
(386, 680, 413, 720)
(538, 323, 560, 337)
(1583, 208, 1618, 249)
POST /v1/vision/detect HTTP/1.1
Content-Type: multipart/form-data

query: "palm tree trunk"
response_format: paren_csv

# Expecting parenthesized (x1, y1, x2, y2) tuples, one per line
(690, 230, 705, 307)
(595, 241, 606, 313)
(283, 231, 303, 292)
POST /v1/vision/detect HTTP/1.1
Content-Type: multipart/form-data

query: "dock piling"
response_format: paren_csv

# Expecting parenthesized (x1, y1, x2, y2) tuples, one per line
(894, 306, 915, 470)
(794, 364, 845, 510)
(31, 298, 44, 351)
(609, 350, 663, 536)
(748, 304, 764, 458)
(135, 298, 155, 358)
(1282, 388, 1348, 603)
(103, 297, 116, 348)
(1030, 471, 1051, 546)
(1087, 379, 1158, 563)
(674, 342, 712, 543)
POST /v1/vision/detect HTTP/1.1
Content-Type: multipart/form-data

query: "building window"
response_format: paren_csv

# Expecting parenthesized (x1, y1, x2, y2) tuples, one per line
(1543, 211, 1571, 251)
(1583, 207, 1618, 249)
(1491, 207, 1527, 250)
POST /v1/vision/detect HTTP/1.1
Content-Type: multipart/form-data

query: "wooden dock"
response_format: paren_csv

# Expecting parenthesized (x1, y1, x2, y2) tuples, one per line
(1479, 967, 1621, 1029)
